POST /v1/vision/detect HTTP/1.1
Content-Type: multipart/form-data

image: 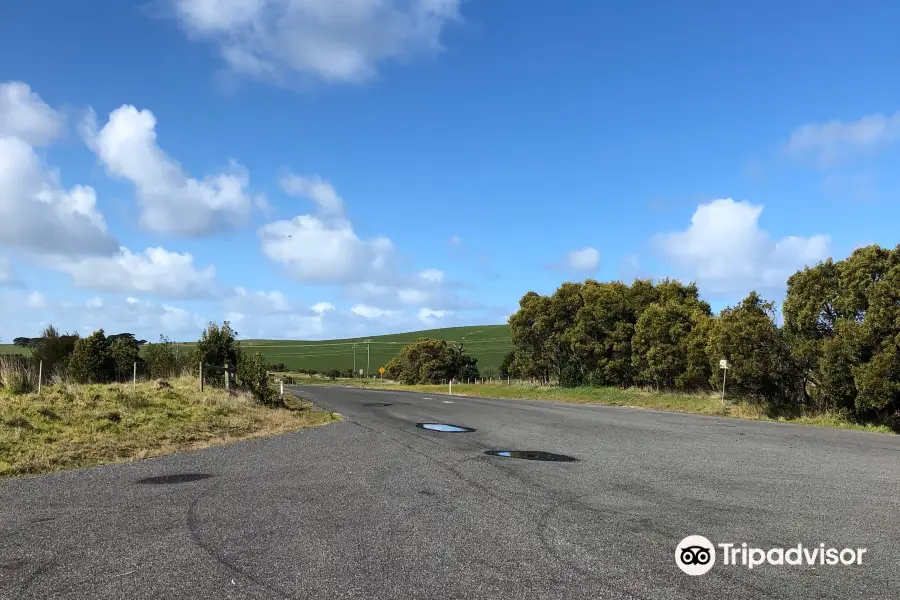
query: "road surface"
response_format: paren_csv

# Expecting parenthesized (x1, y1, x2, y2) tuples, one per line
(1, 385, 898, 599)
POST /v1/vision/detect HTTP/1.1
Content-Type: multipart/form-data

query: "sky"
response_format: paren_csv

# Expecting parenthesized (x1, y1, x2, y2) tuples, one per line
(1, 0, 899, 342)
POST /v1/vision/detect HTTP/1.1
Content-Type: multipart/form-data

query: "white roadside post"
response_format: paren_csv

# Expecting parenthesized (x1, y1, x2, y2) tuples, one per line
(280, 381, 284, 397)
(37, 360, 42, 396)
(133, 361, 137, 392)
(449, 378, 453, 395)
(719, 359, 729, 404)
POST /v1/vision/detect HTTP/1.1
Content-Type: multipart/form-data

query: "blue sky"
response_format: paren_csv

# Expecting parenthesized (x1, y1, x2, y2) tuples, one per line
(1, 0, 899, 341)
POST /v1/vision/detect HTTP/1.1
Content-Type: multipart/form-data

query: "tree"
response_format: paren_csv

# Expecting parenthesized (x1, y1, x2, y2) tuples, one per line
(31, 325, 79, 381)
(396, 338, 480, 384)
(707, 292, 797, 403)
(67, 329, 115, 384)
(193, 322, 240, 386)
(384, 358, 403, 380)
(144, 335, 190, 379)
(784, 245, 900, 416)
(110, 335, 142, 382)
(499, 351, 515, 379)
(631, 300, 710, 391)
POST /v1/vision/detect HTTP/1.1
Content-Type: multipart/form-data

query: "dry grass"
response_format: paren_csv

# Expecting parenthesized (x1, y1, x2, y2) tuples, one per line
(0, 376, 340, 478)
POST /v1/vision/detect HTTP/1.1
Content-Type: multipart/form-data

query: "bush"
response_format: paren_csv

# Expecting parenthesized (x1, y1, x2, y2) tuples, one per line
(193, 322, 240, 387)
(31, 325, 79, 382)
(144, 336, 192, 379)
(67, 330, 115, 384)
(110, 336, 142, 382)
(237, 350, 278, 406)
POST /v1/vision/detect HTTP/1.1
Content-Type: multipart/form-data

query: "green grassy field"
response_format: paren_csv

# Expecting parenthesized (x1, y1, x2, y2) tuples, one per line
(0, 324, 513, 375)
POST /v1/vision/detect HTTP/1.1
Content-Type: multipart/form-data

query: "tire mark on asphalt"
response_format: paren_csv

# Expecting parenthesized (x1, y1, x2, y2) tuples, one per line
(185, 482, 298, 600)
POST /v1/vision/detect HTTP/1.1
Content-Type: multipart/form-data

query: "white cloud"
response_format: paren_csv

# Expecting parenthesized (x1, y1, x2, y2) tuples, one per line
(260, 174, 397, 284)
(418, 268, 444, 282)
(226, 287, 292, 313)
(311, 301, 335, 314)
(785, 110, 900, 167)
(27, 291, 46, 308)
(0, 82, 118, 257)
(81, 105, 260, 236)
(654, 198, 830, 294)
(351, 304, 398, 319)
(0, 81, 65, 147)
(280, 174, 344, 215)
(417, 307, 450, 326)
(172, 0, 463, 86)
(51, 247, 219, 299)
(86, 297, 103, 309)
(562, 247, 600, 272)
(448, 235, 462, 246)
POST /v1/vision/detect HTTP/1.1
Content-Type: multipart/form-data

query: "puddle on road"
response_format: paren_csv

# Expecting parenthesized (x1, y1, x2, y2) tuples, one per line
(416, 423, 476, 433)
(137, 473, 215, 485)
(483, 450, 578, 462)
(363, 403, 393, 407)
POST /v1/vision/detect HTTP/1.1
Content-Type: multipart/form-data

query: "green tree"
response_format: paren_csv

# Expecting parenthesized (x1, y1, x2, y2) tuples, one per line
(707, 292, 797, 403)
(632, 300, 710, 391)
(193, 321, 240, 386)
(31, 325, 79, 382)
(498, 351, 515, 379)
(67, 329, 115, 384)
(144, 335, 190, 379)
(110, 335, 142, 382)
(384, 358, 403, 380)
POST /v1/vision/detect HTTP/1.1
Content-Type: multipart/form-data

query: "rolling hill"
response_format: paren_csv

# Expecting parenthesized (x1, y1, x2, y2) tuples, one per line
(0, 325, 513, 375)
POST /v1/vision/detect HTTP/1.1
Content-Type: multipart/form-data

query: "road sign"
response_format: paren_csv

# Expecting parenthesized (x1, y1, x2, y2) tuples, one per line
(359, 369, 364, 376)
(719, 359, 729, 370)
(378, 367, 385, 374)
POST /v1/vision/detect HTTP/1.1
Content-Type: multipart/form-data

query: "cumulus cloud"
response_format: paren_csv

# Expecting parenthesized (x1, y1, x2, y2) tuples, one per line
(654, 198, 830, 294)
(280, 174, 345, 215)
(548, 246, 600, 272)
(171, 0, 463, 86)
(311, 302, 335, 314)
(81, 105, 260, 236)
(50, 247, 219, 299)
(0, 82, 118, 257)
(785, 110, 900, 167)
(418, 268, 444, 282)
(0, 81, 65, 147)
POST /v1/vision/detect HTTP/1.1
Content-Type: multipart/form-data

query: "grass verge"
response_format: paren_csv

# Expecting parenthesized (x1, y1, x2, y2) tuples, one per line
(0, 377, 340, 478)
(279, 374, 893, 434)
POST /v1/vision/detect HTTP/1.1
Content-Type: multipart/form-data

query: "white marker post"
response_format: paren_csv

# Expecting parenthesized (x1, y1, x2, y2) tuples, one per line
(449, 378, 453, 395)
(37, 360, 42, 396)
(719, 359, 729, 404)
(280, 381, 284, 397)
(133, 361, 137, 392)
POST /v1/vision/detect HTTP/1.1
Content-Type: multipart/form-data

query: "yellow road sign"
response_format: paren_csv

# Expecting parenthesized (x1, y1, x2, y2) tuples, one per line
(378, 367, 385, 374)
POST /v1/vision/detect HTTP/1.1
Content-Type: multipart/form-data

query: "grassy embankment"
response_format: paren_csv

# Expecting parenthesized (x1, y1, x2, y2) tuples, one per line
(0, 376, 340, 478)
(282, 374, 894, 434)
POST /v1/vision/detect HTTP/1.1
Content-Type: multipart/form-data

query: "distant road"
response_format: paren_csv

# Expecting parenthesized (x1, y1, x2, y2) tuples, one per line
(2, 386, 898, 599)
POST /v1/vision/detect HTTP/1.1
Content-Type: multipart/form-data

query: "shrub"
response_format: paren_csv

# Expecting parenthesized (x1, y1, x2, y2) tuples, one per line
(0, 354, 32, 394)
(237, 350, 278, 406)
(67, 329, 115, 384)
(31, 325, 79, 381)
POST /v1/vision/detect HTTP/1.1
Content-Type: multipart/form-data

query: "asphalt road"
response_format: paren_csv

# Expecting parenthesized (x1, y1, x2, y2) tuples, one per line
(2, 386, 899, 599)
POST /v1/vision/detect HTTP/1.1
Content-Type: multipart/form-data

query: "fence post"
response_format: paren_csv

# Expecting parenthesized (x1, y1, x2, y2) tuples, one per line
(280, 381, 284, 397)
(38, 360, 42, 396)
(133, 361, 137, 392)
(224, 363, 230, 391)
(199, 362, 204, 391)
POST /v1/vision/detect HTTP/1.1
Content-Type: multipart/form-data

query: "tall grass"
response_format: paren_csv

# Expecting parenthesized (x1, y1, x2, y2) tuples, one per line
(0, 355, 34, 395)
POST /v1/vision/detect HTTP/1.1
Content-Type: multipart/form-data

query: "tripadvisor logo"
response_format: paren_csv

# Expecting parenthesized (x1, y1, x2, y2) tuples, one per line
(675, 536, 867, 575)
